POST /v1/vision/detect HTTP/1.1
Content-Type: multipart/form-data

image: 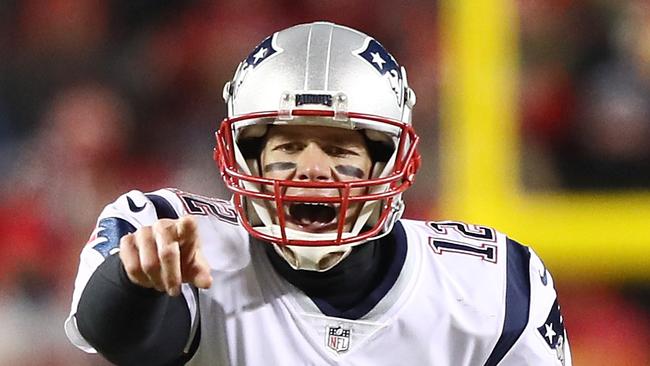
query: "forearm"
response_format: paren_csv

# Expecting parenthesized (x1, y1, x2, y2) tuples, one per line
(75, 254, 192, 366)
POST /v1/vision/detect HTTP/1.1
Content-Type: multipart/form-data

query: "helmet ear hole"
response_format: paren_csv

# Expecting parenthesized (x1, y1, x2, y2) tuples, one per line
(238, 136, 265, 160)
(364, 136, 394, 164)
(237, 123, 269, 160)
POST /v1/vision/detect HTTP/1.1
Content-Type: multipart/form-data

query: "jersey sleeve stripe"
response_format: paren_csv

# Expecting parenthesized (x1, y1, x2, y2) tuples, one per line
(180, 286, 202, 362)
(146, 194, 180, 219)
(483, 238, 532, 366)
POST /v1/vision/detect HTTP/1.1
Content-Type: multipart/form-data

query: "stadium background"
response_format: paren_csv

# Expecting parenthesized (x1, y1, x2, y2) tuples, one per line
(0, 0, 648, 364)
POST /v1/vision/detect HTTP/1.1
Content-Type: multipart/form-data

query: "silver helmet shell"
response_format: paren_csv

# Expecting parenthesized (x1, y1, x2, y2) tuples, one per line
(225, 22, 415, 124)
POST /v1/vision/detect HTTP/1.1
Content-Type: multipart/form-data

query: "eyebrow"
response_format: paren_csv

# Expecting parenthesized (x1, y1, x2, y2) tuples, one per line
(263, 162, 297, 172)
(335, 165, 365, 179)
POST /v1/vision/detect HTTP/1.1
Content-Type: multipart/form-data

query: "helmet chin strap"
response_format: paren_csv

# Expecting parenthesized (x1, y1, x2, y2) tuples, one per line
(257, 225, 357, 271)
(272, 242, 354, 272)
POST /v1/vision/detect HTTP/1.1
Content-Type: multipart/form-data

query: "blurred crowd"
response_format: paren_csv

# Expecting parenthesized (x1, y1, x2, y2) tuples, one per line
(0, 0, 647, 365)
(519, 0, 650, 190)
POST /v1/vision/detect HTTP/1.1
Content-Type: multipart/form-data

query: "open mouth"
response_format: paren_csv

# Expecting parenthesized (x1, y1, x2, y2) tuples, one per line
(286, 203, 338, 231)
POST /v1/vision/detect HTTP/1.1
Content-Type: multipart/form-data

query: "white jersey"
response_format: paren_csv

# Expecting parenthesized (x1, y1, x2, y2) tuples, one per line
(66, 188, 571, 365)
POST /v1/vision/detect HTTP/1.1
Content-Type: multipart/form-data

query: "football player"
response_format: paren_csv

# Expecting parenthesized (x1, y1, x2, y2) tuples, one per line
(65, 22, 572, 365)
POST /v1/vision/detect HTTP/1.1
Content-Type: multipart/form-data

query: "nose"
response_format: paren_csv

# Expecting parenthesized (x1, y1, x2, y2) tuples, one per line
(295, 143, 332, 182)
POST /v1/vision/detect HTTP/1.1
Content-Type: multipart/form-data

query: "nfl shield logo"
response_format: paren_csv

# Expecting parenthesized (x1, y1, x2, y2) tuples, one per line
(326, 325, 350, 353)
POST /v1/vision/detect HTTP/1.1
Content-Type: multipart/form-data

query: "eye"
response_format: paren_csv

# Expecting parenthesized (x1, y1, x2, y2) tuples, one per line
(323, 145, 358, 157)
(273, 141, 305, 154)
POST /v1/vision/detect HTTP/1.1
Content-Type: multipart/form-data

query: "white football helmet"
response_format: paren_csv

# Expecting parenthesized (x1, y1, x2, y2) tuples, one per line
(214, 22, 420, 271)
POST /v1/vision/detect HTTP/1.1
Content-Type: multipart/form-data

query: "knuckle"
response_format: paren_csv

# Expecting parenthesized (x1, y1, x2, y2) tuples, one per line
(119, 234, 132, 248)
(134, 226, 153, 243)
(182, 216, 197, 230)
(177, 216, 196, 237)
(141, 259, 161, 274)
(124, 263, 145, 282)
(123, 262, 140, 276)
(159, 245, 180, 262)
(153, 219, 175, 232)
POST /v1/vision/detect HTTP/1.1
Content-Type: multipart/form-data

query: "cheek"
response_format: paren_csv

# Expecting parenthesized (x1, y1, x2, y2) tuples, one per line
(363, 161, 373, 178)
(346, 157, 372, 197)
(355, 157, 373, 179)
(334, 156, 373, 178)
(264, 169, 290, 179)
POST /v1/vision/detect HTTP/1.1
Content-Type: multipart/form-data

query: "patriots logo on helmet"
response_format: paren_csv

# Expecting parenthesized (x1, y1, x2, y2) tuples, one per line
(354, 38, 404, 106)
(230, 34, 283, 99)
(244, 34, 280, 69)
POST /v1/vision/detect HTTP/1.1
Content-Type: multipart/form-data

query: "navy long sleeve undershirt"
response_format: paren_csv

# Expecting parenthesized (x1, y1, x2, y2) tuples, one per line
(76, 254, 193, 366)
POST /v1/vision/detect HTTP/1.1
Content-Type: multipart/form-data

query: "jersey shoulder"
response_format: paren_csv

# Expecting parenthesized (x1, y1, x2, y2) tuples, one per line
(399, 218, 552, 295)
(95, 187, 237, 220)
(399, 218, 507, 264)
(398, 219, 570, 365)
(84, 188, 245, 265)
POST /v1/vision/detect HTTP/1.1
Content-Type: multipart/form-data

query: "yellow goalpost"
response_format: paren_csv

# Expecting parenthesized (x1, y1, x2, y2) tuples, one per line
(439, 0, 650, 280)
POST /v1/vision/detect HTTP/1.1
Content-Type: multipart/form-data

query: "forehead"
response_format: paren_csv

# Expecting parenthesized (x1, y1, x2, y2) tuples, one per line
(264, 125, 365, 143)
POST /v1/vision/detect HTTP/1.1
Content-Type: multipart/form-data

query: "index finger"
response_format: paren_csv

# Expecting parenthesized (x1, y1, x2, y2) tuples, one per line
(152, 219, 182, 296)
(176, 215, 199, 252)
(176, 215, 213, 289)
